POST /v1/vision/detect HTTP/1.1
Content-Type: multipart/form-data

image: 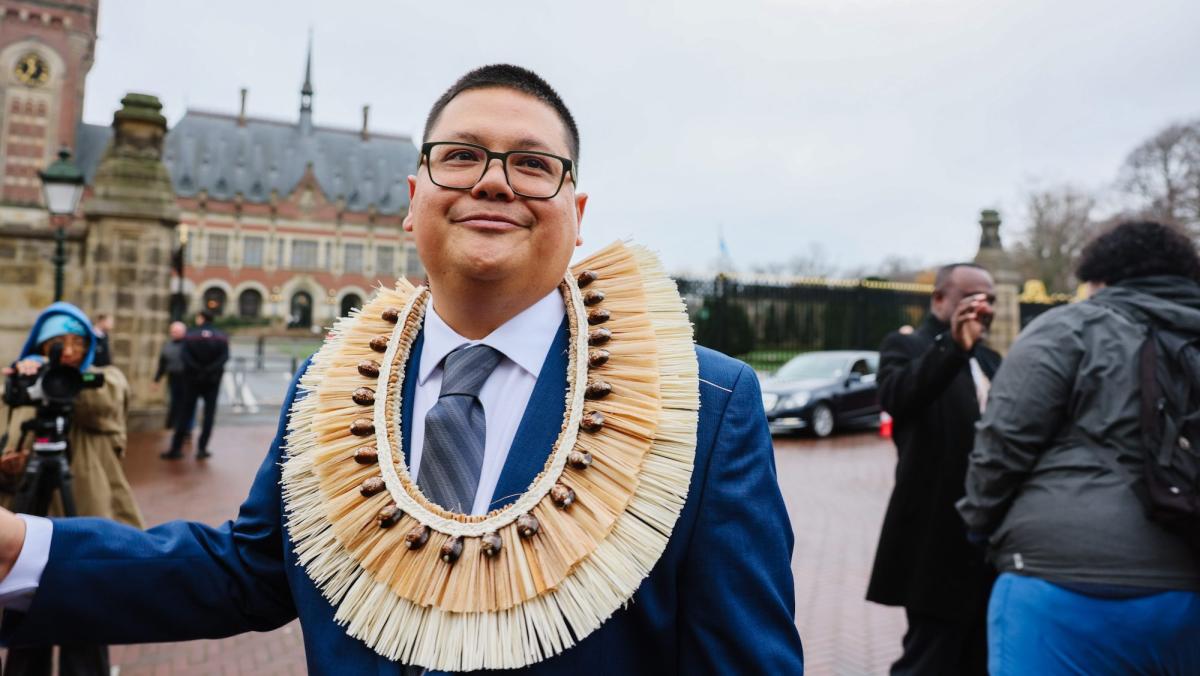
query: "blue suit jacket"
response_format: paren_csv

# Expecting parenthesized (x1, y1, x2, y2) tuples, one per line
(4, 330, 804, 675)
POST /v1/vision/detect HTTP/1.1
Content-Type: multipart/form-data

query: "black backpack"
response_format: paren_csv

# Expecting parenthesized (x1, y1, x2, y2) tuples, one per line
(1130, 323, 1200, 553)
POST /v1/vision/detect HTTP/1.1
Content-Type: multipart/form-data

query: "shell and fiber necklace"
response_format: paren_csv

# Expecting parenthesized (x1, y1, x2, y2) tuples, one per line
(281, 241, 700, 671)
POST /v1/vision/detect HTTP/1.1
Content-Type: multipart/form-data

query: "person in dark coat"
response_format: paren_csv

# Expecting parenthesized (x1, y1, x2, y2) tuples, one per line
(866, 262, 1001, 675)
(153, 321, 188, 430)
(89, 314, 112, 368)
(161, 311, 228, 460)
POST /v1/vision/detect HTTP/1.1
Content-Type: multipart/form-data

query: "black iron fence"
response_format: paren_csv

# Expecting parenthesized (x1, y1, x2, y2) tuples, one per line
(677, 276, 1067, 373)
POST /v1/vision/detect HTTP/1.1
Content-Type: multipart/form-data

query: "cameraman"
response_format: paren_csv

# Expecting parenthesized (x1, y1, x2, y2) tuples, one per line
(0, 302, 144, 676)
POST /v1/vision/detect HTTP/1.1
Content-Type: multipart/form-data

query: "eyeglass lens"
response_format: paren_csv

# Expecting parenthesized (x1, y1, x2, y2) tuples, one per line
(426, 143, 565, 198)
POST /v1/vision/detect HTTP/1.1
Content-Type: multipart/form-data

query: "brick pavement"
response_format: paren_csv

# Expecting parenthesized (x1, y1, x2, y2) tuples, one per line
(776, 432, 906, 675)
(69, 420, 904, 674)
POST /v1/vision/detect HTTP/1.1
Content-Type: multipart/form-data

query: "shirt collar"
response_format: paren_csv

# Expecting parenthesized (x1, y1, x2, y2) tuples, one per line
(418, 289, 565, 385)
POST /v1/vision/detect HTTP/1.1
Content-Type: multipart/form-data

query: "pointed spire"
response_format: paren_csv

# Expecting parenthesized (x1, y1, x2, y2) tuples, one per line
(301, 29, 314, 102)
(299, 29, 314, 135)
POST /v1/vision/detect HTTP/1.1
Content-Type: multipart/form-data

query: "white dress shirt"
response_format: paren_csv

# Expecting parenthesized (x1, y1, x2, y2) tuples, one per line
(0, 289, 566, 607)
(411, 290, 565, 514)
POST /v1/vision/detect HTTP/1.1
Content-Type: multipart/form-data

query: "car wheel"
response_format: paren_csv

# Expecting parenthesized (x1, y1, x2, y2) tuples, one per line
(810, 403, 835, 438)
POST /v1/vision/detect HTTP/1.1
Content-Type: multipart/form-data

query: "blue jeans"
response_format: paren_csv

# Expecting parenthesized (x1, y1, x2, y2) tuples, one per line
(989, 572, 1200, 675)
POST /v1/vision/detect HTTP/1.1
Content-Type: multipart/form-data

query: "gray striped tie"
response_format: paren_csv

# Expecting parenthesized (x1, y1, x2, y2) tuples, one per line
(417, 344, 503, 514)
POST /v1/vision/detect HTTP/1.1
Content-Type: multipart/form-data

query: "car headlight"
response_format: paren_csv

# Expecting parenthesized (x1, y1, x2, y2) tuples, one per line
(778, 392, 811, 409)
(762, 393, 779, 411)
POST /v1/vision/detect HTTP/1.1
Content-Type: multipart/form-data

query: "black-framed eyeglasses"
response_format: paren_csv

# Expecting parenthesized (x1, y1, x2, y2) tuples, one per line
(420, 141, 575, 200)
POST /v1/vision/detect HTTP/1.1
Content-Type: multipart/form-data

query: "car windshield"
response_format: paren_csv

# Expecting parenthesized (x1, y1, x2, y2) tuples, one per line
(775, 354, 847, 380)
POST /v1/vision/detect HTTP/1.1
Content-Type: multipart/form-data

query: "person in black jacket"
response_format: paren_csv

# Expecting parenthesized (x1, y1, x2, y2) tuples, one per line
(153, 321, 189, 430)
(161, 311, 228, 460)
(866, 262, 1001, 675)
(89, 314, 112, 368)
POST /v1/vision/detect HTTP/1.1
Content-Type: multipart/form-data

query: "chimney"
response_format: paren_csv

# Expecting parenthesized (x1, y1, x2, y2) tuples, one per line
(238, 88, 248, 127)
(361, 104, 370, 141)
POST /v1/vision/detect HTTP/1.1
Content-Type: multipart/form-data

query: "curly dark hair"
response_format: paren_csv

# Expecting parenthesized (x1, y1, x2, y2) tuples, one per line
(1075, 221, 1200, 284)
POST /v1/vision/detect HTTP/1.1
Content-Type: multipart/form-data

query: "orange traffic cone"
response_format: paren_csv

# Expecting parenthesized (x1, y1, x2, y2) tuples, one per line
(879, 411, 893, 439)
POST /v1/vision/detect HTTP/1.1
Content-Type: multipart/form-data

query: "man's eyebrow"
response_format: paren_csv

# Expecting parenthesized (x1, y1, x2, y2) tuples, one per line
(441, 132, 559, 154)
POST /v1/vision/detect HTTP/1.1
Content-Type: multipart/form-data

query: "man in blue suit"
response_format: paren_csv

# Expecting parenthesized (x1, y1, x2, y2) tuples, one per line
(0, 65, 803, 674)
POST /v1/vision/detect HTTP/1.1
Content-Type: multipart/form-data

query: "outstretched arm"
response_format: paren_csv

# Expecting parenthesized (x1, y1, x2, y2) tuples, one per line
(0, 362, 311, 647)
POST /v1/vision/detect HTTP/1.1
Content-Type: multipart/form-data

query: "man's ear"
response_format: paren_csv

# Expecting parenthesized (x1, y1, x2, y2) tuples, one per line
(574, 192, 588, 246)
(403, 176, 417, 233)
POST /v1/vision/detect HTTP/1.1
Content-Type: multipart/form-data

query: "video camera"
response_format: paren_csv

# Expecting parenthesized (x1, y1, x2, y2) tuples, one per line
(2, 341, 104, 411)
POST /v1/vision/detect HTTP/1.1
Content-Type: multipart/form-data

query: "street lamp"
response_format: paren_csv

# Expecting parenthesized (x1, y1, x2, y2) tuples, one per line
(38, 147, 85, 302)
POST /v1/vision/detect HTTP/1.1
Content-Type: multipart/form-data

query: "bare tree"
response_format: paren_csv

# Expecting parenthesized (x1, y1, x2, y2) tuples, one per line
(1011, 185, 1097, 295)
(750, 242, 839, 278)
(1119, 120, 1200, 234)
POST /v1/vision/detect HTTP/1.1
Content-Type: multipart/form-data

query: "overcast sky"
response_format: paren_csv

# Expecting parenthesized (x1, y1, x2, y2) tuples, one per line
(82, 0, 1200, 276)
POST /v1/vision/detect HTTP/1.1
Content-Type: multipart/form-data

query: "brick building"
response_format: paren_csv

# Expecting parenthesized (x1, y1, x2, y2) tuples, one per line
(74, 36, 421, 329)
(0, 0, 420, 354)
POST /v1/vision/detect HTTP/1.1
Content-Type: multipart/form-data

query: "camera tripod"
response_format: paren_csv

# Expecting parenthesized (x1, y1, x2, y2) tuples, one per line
(10, 410, 78, 519)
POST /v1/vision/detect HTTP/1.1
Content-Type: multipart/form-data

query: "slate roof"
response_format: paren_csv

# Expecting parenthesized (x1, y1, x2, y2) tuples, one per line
(166, 111, 417, 214)
(74, 121, 112, 183)
(74, 111, 419, 216)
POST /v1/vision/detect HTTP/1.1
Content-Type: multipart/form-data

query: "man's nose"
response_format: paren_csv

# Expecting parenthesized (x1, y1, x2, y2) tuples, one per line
(470, 158, 515, 201)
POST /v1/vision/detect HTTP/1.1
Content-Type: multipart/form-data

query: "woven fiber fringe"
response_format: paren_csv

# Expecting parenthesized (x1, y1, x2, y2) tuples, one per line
(281, 243, 698, 670)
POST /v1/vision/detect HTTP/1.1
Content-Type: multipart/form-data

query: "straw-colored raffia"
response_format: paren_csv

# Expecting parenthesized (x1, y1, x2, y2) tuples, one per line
(281, 241, 699, 671)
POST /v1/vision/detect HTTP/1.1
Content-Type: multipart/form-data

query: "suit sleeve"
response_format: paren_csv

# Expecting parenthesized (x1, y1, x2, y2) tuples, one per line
(957, 314, 1083, 535)
(0, 361, 311, 647)
(678, 365, 805, 673)
(877, 329, 970, 420)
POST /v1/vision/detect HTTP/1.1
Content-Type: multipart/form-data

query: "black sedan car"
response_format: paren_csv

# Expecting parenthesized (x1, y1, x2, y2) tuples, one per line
(760, 350, 881, 437)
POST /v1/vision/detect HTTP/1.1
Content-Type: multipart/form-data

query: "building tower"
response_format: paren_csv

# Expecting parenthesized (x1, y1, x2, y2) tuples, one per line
(0, 0, 98, 205)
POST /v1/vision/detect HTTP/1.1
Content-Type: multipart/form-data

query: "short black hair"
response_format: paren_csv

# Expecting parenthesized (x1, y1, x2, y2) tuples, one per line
(423, 64, 580, 165)
(198, 310, 215, 324)
(933, 262, 988, 293)
(1076, 221, 1200, 284)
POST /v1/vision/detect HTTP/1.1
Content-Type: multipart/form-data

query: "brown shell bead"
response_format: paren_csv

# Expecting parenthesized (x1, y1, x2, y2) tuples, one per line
(357, 359, 381, 378)
(440, 536, 464, 564)
(588, 349, 611, 368)
(583, 290, 606, 306)
(369, 335, 389, 353)
(405, 525, 431, 550)
(567, 450, 593, 470)
(359, 476, 386, 497)
(353, 446, 379, 465)
(480, 532, 503, 558)
(576, 270, 599, 288)
(584, 380, 612, 399)
(377, 503, 402, 528)
(550, 483, 576, 509)
(351, 387, 375, 406)
(587, 327, 612, 346)
(350, 418, 374, 437)
(381, 307, 401, 324)
(516, 514, 540, 539)
(587, 308, 611, 325)
(580, 411, 605, 433)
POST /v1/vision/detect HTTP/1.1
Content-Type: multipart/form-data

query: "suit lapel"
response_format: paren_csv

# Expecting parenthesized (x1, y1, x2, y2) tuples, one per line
(398, 330, 424, 470)
(489, 318, 570, 511)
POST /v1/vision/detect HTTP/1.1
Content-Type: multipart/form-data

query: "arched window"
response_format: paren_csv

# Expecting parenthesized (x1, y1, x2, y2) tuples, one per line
(289, 291, 313, 328)
(238, 289, 263, 318)
(202, 287, 227, 316)
(340, 293, 363, 318)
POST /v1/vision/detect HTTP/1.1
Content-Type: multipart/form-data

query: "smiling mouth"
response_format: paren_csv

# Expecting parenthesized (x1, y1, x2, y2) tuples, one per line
(452, 213, 529, 230)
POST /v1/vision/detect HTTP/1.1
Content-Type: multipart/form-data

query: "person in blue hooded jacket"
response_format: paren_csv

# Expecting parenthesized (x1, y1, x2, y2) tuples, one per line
(0, 302, 143, 676)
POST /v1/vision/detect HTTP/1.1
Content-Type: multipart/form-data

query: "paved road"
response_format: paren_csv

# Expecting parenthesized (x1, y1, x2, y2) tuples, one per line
(99, 423, 904, 674)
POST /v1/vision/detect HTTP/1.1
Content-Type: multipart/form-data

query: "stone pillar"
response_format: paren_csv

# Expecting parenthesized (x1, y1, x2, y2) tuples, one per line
(972, 209, 1021, 355)
(81, 93, 181, 429)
